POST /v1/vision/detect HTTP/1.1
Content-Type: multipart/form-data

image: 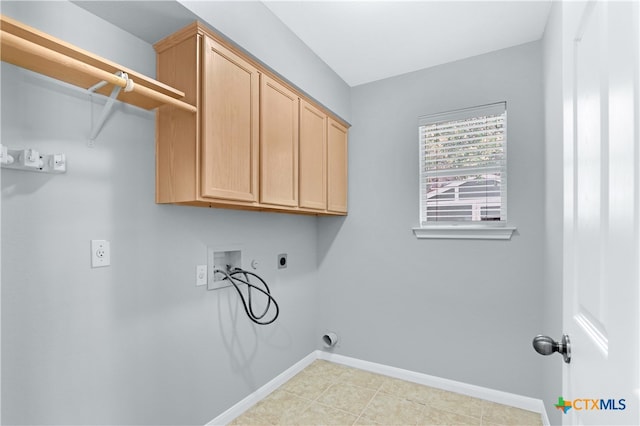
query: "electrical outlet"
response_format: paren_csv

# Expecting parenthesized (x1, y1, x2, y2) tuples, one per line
(277, 253, 287, 269)
(91, 240, 111, 268)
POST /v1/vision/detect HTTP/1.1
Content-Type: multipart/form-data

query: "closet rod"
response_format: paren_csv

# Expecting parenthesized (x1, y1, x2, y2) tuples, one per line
(0, 30, 197, 113)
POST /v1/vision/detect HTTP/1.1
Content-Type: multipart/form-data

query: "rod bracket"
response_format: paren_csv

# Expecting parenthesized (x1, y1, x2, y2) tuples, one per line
(87, 71, 131, 146)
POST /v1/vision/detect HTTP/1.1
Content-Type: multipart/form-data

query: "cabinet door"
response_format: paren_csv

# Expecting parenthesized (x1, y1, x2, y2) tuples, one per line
(201, 36, 259, 202)
(299, 100, 327, 210)
(260, 75, 299, 207)
(327, 118, 348, 213)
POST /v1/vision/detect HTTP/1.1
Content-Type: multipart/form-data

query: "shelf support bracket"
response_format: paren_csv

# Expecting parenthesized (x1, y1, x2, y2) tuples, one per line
(88, 71, 133, 146)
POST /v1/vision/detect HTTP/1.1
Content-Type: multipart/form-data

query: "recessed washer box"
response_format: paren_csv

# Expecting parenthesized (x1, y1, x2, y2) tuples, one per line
(208, 247, 242, 290)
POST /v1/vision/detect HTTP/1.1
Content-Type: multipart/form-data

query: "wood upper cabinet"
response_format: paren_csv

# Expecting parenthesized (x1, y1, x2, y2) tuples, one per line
(299, 100, 327, 210)
(201, 36, 259, 202)
(327, 118, 348, 213)
(154, 22, 348, 215)
(260, 75, 299, 207)
(155, 31, 200, 204)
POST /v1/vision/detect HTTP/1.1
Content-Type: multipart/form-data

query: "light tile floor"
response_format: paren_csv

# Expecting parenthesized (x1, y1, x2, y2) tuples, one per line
(229, 360, 543, 425)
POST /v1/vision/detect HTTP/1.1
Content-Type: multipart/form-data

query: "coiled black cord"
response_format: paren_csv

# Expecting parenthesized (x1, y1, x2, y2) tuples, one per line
(214, 268, 280, 325)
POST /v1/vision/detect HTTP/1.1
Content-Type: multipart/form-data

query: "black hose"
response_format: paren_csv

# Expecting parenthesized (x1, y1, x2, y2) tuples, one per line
(215, 268, 280, 325)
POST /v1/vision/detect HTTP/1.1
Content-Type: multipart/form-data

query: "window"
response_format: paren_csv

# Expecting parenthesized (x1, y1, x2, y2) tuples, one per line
(413, 102, 515, 240)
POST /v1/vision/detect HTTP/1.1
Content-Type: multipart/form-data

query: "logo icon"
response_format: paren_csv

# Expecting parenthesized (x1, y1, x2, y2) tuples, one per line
(553, 396, 626, 414)
(555, 397, 572, 414)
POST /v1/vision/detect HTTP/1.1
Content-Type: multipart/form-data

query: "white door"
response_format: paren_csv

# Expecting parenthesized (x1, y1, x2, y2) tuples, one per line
(563, 1, 639, 425)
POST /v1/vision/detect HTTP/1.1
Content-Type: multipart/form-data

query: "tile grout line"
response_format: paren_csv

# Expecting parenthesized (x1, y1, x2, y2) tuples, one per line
(296, 365, 369, 422)
(350, 382, 385, 425)
(321, 364, 383, 425)
(230, 360, 542, 426)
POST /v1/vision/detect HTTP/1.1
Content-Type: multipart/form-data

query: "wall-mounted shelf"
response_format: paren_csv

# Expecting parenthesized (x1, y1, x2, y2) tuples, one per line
(0, 14, 196, 113)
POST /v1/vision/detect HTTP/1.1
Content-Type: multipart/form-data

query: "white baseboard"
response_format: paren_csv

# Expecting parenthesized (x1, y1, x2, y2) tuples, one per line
(207, 352, 317, 426)
(318, 351, 549, 425)
(207, 350, 549, 426)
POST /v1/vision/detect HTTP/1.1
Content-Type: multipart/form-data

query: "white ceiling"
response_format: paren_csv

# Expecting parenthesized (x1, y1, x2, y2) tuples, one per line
(73, 1, 553, 88)
(72, 1, 200, 44)
(263, 1, 552, 86)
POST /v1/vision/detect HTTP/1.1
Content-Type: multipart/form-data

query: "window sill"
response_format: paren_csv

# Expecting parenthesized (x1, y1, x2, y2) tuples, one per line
(412, 226, 516, 240)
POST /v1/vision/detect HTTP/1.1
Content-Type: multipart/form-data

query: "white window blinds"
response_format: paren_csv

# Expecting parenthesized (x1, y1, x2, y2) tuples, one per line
(419, 102, 507, 226)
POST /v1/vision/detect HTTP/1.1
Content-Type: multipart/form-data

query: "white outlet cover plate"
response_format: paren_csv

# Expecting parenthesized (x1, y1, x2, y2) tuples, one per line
(91, 240, 111, 268)
(196, 265, 207, 286)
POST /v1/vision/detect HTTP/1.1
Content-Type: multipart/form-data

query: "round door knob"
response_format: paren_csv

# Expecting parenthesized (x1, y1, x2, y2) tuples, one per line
(532, 335, 557, 355)
(532, 334, 571, 363)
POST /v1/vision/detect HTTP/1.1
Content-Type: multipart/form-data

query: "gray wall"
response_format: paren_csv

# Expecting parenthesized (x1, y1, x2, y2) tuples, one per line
(541, 2, 563, 424)
(2, 0, 553, 423)
(0, 1, 337, 424)
(317, 42, 546, 399)
(178, 0, 351, 123)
